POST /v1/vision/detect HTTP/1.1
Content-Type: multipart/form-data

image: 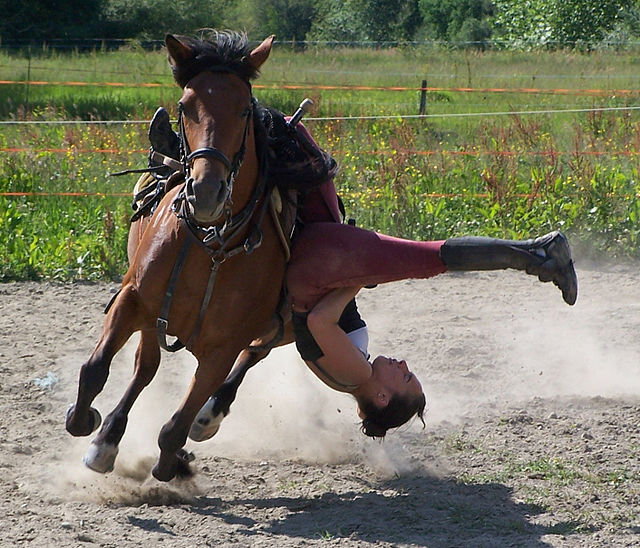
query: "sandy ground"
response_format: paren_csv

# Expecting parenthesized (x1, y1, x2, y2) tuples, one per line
(1, 260, 639, 547)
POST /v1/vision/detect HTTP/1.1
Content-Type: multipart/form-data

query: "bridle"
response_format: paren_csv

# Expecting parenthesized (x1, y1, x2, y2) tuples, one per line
(176, 66, 256, 231)
(177, 97, 255, 223)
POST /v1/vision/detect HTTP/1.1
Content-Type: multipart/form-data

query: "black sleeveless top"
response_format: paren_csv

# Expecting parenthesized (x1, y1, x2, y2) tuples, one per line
(292, 298, 366, 362)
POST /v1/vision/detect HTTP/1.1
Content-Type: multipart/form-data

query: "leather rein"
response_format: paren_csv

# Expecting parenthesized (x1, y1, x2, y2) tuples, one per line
(157, 71, 272, 352)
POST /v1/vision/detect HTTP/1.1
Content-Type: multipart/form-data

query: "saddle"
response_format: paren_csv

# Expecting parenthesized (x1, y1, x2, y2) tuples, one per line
(130, 105, 318, 259)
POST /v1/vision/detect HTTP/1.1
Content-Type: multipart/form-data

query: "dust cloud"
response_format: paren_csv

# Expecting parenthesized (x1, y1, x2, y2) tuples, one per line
(54, 264, 639, 497)
(53, 336, 415, 498)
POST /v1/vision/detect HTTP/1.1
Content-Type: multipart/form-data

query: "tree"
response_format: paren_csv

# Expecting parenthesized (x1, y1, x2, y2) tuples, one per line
(1, 0, 104, 41)
(309, 0, 422, 42)
(419, 0, 493, 43)
(101, 0, 226, 40)
(493, 0, 633, 48)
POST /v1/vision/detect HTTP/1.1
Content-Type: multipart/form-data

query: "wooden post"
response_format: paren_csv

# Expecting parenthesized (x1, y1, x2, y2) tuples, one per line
(419, 79, 427, 115)
(25, 44, 32, 110)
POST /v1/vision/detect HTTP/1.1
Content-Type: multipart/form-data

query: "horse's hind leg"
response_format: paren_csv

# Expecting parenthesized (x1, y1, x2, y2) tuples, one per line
(83, 329, 160, 473)
(188, 347, 270, 442)
(66, 285, 140, 437)
(188, 319, 294, 442)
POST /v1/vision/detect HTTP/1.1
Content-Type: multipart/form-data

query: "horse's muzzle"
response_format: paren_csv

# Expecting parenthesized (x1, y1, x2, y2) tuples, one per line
(184, 176, 229, 225)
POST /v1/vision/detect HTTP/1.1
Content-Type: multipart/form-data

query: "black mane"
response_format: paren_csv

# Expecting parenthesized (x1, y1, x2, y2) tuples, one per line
(170, 31, 259, 88)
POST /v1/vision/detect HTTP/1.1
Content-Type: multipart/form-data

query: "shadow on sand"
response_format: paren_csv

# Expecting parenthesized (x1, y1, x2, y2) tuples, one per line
(188, 473, 590, 546)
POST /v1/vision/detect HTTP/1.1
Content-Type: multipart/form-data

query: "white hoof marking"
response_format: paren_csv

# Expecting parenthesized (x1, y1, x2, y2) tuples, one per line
(83, 442, 118, 473)
(188, 398, 225, 442)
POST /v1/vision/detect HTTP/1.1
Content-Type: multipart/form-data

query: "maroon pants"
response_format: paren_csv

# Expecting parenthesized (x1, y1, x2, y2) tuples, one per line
(287, 222, 447, 310)
(289, 126, 447, 309)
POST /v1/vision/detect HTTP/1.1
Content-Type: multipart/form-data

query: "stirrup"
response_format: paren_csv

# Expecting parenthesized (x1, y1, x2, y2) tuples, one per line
(527, 231, 578, 306)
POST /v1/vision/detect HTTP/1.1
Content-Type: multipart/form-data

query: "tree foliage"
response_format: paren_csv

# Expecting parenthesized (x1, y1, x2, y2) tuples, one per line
(2, 0, 640, 47)
(493, 0, 634, 47)
(1, 0, 104, 40)
(419, 0, 493, 43)
(101, 0, 225, 39)
(308, 0, 421, 42)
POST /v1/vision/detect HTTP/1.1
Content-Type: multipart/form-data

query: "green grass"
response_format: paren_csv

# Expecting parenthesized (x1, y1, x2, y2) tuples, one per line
(1, 44, 640, 280)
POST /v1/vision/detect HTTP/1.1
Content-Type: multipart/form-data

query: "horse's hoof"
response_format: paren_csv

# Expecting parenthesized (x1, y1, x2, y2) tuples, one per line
(175, 449, 195, 478)
(88, 407, 102, 432)
(83, 441, 118, 473)
(188, 399, 224, 442)
(66, 404, 102, 437)
(151, 460, 176, 482)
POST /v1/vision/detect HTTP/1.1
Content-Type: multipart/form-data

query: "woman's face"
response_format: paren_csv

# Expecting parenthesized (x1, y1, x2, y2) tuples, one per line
(370, 355, 423, 402)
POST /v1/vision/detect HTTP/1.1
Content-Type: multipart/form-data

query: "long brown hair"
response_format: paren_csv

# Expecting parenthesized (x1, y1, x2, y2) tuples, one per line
(359, 392, 426, 438)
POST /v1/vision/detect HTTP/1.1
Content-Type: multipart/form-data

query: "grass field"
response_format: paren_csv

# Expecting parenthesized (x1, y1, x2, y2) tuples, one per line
(1, 43, 640, 280)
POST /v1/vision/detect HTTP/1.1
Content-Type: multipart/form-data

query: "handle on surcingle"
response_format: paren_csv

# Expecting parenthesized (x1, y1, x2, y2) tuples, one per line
(288, 98, 314, 128)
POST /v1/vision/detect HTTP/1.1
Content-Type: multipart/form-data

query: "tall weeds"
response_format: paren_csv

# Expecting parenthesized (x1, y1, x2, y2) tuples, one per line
(1, 46, 640, 280)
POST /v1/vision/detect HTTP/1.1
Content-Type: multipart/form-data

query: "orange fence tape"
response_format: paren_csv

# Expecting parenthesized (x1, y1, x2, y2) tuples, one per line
(0, 192, 130, 196)
(1, 79, 640, 96)
(2, 147, 639, 157)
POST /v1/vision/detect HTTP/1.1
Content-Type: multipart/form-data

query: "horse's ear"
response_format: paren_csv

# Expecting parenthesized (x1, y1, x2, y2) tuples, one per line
(165, 34, 195, 68)
(247, 35, 275, 72)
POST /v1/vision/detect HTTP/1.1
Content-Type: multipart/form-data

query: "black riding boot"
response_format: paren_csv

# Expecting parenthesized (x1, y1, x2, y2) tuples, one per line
(439, 231, 578, 305)
(148, 107, 180, 159)
(148, 107, 181, 177)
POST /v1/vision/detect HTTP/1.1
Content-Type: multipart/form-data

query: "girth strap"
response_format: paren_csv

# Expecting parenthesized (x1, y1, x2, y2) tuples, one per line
(156, 236, 193, 352)
(186, 256, 221, 350)
(156, 187, 271, 353)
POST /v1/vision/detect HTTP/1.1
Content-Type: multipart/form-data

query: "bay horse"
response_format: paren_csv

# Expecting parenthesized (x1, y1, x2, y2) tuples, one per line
(65, 32, 301, 482)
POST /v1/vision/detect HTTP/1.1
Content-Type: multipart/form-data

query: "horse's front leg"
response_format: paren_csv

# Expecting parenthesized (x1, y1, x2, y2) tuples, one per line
(152, 347, 238, 482)
(83, 328, 161, 473)
(66, 285, 141, 437)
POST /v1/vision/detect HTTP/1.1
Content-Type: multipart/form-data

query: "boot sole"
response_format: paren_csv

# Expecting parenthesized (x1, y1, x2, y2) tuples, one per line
(548, 232, 578, 305)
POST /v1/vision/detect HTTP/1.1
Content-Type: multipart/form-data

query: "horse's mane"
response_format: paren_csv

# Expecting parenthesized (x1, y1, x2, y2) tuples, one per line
(170, 31, 259, 88)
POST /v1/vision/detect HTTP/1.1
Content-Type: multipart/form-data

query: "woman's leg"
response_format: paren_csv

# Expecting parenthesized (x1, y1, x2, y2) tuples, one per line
(287, 223, 577, 309)
(440, 231, 577, 305)
(297, 178, 343, 224)
(287, 223, 447, 309)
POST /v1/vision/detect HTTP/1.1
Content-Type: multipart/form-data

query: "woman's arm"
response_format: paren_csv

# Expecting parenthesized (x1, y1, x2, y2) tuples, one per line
(307, 286, 361, 323)
(305, 287, 372, 389)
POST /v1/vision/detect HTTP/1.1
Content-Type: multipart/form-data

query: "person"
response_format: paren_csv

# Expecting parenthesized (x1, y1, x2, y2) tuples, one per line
(286, 215, 576, 438)
(281, 122, 577, 438)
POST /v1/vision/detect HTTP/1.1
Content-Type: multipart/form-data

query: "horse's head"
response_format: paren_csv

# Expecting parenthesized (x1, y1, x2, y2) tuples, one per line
(166, 32, 274, 225)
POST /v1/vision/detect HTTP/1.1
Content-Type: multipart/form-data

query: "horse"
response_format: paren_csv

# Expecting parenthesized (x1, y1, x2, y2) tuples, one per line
(65, 32, 301, 482)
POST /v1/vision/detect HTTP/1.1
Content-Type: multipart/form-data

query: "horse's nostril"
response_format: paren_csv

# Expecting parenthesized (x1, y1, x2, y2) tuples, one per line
(217, 183, 227, 203)
(185, 177, 197, 203)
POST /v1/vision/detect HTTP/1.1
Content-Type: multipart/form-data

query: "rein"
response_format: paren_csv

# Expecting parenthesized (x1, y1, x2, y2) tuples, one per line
(157, 76, 272, 352)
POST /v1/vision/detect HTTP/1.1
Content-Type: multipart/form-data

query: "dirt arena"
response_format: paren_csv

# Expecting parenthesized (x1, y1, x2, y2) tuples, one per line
(1, 260, 639, 547)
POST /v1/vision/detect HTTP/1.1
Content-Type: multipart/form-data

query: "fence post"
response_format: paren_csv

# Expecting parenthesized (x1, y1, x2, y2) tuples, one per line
(24, 44, 34, 111)
(419, 79, 427, 115)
